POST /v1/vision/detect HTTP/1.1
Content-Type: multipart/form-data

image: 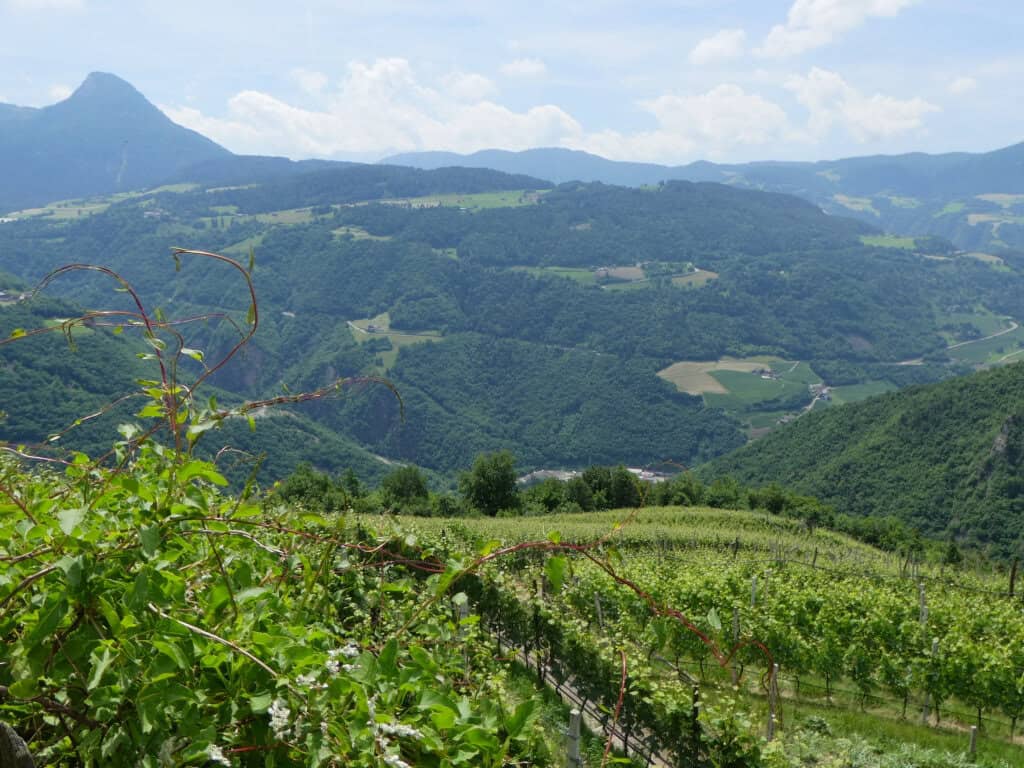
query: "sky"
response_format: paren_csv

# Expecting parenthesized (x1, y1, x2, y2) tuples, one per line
(1, 0, 1021, 165)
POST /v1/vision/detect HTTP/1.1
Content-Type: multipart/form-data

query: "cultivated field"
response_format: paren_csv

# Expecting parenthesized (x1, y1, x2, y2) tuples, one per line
(332, 225, 392, 241)
(657, 358, 777, 395)
(378, 189, 547, 211)
(348, 311, 441, 369)
(860, 234, 917, 249)
(671, 268, 718, 288)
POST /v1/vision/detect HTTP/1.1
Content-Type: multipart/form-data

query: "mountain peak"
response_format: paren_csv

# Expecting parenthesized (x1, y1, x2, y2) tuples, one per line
(62, 71, 150, 108)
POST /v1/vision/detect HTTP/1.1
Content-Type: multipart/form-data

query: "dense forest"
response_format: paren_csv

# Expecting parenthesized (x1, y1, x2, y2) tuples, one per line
(702, 362, 1024, 556)
(2, 163, 1023, 480)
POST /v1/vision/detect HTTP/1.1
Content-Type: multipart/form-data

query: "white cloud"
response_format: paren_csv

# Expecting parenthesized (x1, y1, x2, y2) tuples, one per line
(948, 76, 977, 95)
(785, 67, 938, 142)
(290, 68, 328, 96)
(500, 58, 548, 78)
(758, 0, 918, 58)
(5, 0, 83, 8)
(441, 71, 497, 102)
(689, 29, 746, 65)
(48, 83, 72, 101)
(571, 84, 792, 163)
(163, 58, 580, 158)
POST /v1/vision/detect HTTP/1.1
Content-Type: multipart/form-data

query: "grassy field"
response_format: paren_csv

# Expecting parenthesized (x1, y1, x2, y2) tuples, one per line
(605, 265, 645, 281)
(935, 201, 966, 216)
(671, 268, 718, 288)
(9, 200, 111, 220)
(934, 307, 1012, 342)
(964, 252, 1005, 265)
(348, 311, 441, 369)
(833, 194, 879, 216)
(657, 358, 772, 395)
(860, 234, 917, 249)
(947, 324, 1024, 365)
(829, 380, 897, 405)
(976, 193, 1024, 207)
(513, 266, 598, 285)
(704, 369, 807, 408)
(884, 194, 921, 208)
(379, 189, 547, 211)
(332, 225, 391, 241)
(222, 234, 266, 255)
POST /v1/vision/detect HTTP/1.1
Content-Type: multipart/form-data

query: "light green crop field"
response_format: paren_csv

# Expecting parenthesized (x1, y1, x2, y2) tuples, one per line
(976, 193, 1024, 208)
(349, 311, 441, 370)
(934, 201, 966, 217)
(860, 234, 917, 249)
(947, 325, 1024, 365)
(704, 370, 806, 408)
(829, 380, 897, 405)
(513, 266, 598, 285)
(379, 189, 548, 211)
(332, 225, 392, 241)
(657, 358, 772, 395)
(671, 268, 718, 288)
(934, 307, 1010, 342)
(833, 194, 879, 216)
(963, 252, 1005, 265)
(884, 195, 921, 209)
(222, 234, 266, 255)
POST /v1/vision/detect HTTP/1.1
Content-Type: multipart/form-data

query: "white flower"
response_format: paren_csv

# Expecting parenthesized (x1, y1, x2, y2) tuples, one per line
(268, 697, 291, 740)
(340, 644, 361, 658)
(379, 722, 424, 740)
(325, 659, 341, 675)
(207, 744, 231, 767)
(383, 755, 411, 768)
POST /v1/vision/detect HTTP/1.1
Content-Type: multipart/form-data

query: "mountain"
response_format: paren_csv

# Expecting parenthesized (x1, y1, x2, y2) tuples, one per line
(0, 72, 231, 212)
(384, 144, 1024, 252)
(382, 147, 702, 187)
(701, 362, 1024, 556)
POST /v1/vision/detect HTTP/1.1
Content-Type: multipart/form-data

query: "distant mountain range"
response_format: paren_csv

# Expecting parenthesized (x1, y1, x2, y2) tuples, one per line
(4, 71, 1023, 253)
(384, 145, 1024, 252)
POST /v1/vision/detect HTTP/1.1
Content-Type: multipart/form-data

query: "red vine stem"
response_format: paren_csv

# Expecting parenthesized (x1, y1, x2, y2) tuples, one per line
(601, 648, 628, 768)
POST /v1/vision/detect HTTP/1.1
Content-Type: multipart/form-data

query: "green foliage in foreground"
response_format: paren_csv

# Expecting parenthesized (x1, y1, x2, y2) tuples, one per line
(701, 362, 1024, 557)
(0, 445, 557, 766)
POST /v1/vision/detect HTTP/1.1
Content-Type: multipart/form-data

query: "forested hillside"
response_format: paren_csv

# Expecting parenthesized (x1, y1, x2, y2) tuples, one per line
(702, 362, 1024, 555)
(389, 143, 1024, 253)
(2, 160, 1023, 480)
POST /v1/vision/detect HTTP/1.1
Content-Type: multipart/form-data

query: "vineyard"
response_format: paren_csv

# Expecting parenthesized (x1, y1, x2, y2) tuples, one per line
(398, 509, 1024, 767)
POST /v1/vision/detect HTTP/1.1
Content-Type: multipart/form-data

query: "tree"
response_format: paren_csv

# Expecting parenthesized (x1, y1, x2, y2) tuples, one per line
(380, 464, 429, 511)
(459, 451, 520, 516)
(609, 465, 641, 508)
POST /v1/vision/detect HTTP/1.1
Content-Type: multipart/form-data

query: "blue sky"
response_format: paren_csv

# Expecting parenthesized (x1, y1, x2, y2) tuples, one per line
(1, 0, 1021, 164)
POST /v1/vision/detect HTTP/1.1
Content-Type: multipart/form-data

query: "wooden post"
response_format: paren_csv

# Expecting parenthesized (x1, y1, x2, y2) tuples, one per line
(0, 723, 35, 768)
(731, 608, 740, 687)
(969, 725, 978, 760)
(1010, 557, 1019, 598)
(458, 601, 470, 673)
(690, 686, 701, 764)
(918, 583, 928, 625)
(767, 663, 779, 740)
(566, 709, 582, 768)
(812, 547, 818, 568)
(751, 575, 758, 608)
(922, 638, 939, 725)
(594, 592, 604, 629)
